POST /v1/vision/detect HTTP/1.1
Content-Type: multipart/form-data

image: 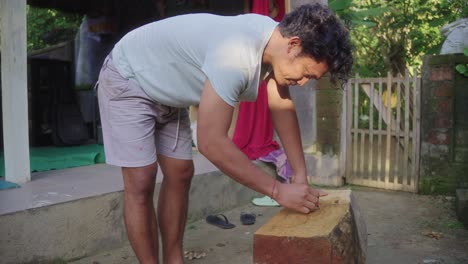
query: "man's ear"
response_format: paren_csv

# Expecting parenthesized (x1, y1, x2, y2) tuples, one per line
(287, 36, 302, 54)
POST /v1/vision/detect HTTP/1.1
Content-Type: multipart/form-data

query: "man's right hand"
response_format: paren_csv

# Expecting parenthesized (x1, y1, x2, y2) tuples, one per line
(275, 183, 328, 214)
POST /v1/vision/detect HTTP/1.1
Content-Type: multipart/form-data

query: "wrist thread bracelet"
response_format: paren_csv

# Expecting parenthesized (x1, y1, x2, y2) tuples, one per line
(271, 180, 277, 199)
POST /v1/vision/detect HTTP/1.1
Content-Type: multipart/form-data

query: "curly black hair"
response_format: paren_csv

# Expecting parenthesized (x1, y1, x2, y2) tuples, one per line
(278, 3, 353, 84)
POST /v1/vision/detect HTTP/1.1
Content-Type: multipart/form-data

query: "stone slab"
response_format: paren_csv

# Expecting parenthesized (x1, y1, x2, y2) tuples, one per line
(0, 170, 259, 264)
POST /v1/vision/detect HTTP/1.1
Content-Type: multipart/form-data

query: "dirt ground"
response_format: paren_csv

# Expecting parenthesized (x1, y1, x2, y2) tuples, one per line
(71, 187, 468, 264)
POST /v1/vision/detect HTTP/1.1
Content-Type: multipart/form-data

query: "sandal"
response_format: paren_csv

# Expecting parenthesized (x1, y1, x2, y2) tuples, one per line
(240, 212, 256, 225)
(205, 214, 235, 229)
(252, 195, 280, 207)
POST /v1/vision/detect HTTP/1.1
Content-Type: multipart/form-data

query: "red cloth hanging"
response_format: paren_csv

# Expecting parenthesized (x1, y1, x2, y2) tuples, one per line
(232, 0, 285, 160)
(251, 0, 285, 22)
(251, 0, 269, 15)
(232, 82, 279, 160)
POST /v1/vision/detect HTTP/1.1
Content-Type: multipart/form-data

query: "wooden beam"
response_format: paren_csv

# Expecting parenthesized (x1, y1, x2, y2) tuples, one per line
(285, 0, 291, 13)
(1, 0, 31, 183)
(254, 190, 367, 263)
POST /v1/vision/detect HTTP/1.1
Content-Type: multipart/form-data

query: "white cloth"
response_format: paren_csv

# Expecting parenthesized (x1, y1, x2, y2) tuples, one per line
(111, 13, 278, 107)
(440, 19, 468, 55)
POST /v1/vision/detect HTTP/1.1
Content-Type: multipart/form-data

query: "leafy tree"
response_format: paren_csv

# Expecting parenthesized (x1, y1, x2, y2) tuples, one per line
(329, 0, 388, 27)
(27, 6, 82, 51)
(331, 0, 468, 77)
(329, 0, 390, 77)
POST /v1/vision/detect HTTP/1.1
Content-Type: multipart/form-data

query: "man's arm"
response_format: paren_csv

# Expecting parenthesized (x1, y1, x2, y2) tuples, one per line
(197, 79, 321, 213)
(266, 77, 308, 184)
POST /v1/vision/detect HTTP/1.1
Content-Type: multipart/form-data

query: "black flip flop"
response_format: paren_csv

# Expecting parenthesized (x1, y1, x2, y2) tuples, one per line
(240, 212, 256, 225)
(205, 214, 235, 229)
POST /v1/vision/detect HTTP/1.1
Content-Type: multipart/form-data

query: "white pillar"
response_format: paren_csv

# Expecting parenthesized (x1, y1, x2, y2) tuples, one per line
(1, 0, 31, 183)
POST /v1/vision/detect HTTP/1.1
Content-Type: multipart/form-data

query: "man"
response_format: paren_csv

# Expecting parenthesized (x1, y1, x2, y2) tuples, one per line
(97, 3, 352, 264)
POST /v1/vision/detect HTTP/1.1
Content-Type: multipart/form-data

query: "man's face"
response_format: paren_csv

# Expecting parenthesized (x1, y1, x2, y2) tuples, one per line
(272, 40, 329, 87)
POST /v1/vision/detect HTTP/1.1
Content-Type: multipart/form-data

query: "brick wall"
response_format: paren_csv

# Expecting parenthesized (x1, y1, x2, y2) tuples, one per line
(420, 54, 468, 194)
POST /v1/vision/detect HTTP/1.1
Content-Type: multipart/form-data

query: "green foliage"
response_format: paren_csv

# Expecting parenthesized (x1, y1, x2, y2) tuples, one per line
(187, 224, 197, 230)
(442, 220, 465, 229)
(419, 164, 466, 195)
(27, 6, 82, 51)
(455, 48, 468, 77)
(329, 0, 390, 27)
(330, 0, 467, 77)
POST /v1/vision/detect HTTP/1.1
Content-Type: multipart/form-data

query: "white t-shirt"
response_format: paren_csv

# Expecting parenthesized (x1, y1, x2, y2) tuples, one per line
(111, 13, 278, 107)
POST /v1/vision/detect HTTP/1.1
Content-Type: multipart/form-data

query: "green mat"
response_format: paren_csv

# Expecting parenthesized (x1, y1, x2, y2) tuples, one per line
(0, 144, 106, 177)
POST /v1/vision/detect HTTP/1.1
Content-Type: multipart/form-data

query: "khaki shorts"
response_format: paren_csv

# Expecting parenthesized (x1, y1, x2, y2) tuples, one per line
(97, 55, 193, 167)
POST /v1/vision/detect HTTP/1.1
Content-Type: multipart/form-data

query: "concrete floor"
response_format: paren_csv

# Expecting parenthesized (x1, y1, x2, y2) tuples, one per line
(71, 187, 468, 264)
(0, 154, 217, 215)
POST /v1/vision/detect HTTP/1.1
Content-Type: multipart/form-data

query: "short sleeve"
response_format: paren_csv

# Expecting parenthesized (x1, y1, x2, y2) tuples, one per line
(201, 40, 252, 107)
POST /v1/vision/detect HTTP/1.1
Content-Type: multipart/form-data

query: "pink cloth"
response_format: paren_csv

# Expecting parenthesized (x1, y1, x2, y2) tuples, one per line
(252, 0, 269, 14)
(251, 0, 285, 21)
(232, 0, 285, 160)
(232, 1, 292, 180)
(232, 82, 279, 160)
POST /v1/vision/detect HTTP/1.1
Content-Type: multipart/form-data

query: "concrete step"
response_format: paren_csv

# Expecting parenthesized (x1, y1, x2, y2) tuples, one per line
(0, 154, 277, 264)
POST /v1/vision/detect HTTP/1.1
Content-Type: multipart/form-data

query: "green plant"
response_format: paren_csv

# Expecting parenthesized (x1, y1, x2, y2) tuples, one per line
(455, 47, 468, 77)
(186, 224, 197, 230)
(332, 0, 467, 77)
(27, 6, 82, 51)
(442, 220, 464, 229)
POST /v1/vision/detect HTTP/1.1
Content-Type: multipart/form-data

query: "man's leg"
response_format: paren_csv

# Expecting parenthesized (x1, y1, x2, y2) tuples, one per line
(122, 163, 159, 264)
(157, 155, 194, 264)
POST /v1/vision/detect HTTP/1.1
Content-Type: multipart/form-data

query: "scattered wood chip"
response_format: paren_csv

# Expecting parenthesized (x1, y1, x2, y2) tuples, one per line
(422, 231, 443, 239)
(184, 250, 207, 260)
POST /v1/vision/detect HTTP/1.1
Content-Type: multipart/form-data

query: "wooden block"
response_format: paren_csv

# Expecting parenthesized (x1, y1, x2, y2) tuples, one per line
(253, 190, 367, 264)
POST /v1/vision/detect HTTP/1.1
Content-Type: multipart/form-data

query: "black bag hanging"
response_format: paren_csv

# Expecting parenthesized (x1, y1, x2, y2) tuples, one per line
(51, 60, 88, 146)
(32, 59, 89, 146)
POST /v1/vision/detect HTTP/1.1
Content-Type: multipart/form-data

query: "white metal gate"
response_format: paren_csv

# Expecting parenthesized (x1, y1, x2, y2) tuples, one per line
(345, 70, 421, 192)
